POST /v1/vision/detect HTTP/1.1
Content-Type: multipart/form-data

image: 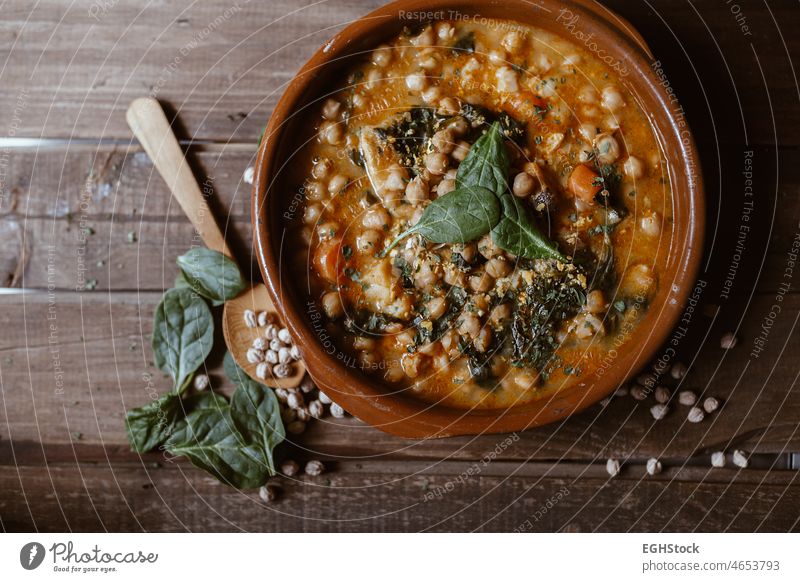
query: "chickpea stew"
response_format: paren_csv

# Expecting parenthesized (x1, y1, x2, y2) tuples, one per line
(287, 19, 672, 409)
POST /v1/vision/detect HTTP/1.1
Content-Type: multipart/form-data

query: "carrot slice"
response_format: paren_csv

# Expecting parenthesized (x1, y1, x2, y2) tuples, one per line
(568, 164, 603, 203)
(313, 237, 344, 284)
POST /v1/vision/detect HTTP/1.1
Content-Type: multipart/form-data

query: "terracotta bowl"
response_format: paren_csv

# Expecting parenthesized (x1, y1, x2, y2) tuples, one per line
(252, 0, 704, 438)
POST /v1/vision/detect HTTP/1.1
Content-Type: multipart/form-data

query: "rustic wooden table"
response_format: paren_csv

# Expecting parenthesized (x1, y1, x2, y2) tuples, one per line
(1, 0, 798, 532)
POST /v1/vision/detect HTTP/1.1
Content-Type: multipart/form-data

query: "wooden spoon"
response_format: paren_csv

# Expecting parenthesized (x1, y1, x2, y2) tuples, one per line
(126, 97, 305, 389)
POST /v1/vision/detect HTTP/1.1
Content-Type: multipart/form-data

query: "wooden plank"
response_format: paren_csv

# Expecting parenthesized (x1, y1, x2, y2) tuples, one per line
(1, 291, 799, 462)
(0, 463, 797, 532)
(0, 1, 797, 144)
(1, 144, 798, 293)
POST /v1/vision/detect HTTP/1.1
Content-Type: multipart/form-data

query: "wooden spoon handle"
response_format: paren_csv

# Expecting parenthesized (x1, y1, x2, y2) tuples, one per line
(126, 97, 232, 258)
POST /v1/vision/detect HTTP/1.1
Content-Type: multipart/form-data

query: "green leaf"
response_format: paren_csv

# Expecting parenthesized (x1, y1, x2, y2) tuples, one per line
(491, 194, 564, 261)
(184, 390, 228, 411)
(381, 185, 500, 255)
(176, 247, 246, 305)
(152, 287, 215, 392)
(165, 407, 269, 489)
(455, 122, 510, 195)
(124, 392, 183, 453)
(225, 352, 285, 474)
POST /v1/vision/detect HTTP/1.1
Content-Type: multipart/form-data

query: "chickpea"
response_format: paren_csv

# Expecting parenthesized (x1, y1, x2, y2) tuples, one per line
(396, 330, 415, 348)
(328, 174, 348, 195)
(601, 85, 626, 112)
(414, 259, 442, 289)
(440, 330, 459, 356)
(436, 22, 455, 41)
(624, 155, 645, 180)
(594, 133, 620, 164)
(535, 52, 554, 73)
(305, 180, 325, 201)
(502, 31, 524, 53)
(471, 294, 489, 313)
(321, 291, 344, 319)
(485, 257, 513, 279)
(489, 303, 512, 326)
(401, 352, 426, 379)
(431, 128, 455, 154)
(383, 168, 408, 195)
(419, 52, 440, 71)
(468, 271, 495, 293)
(474, 327, 493, 353)
(585, 289, 607, 314)
(640, 212, 661, 236)
(622, 264, 657, 299)
(411, 26, 434, 47)
(495, 66, 519, 93)
(444, 268, 466, 287)
(384, 365, 405, 383)
(451, 141, 471, 162)
(448, 117, 469, 136)
(322, 98, 342, 120)
(574, 313, 604, 339)
(353, 336, 376, 350)
(454, 242, 477, 263)
(488, 49, 506, 65)
(365, 68, 383, 90)
(372, 45, 392, 67)
(317, 221, 339, 240)
(356, 229, 381, 254)
(419, 340, 439, 355)
(578, 84, 599, 104)
(405, 176, 429, 203)
(457, 312, 481, 339)
(405, 72, 427, 92)
(303, 202, 322, 225)
(514, 371, 539, 390)
(477, 234, 502, 259)
(422, 86, 441, 104)
(438, 97, 460, 116)
(319, 120, 343, 145)
(436, 178, 456, 196)
(311, 158, 333, 179)
(512, 171, 535, 198)
(578, 123, 599, 142)
(424, 152, 449, 175)
(426, 296, 448, 320)
(362, 207, 391, 229)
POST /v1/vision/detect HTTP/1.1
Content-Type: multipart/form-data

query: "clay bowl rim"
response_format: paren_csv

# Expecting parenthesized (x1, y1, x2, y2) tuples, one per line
(252, 0, 705, 438)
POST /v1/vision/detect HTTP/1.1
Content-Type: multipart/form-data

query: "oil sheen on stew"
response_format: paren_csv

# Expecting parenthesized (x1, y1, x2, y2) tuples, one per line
(286, 19, 672, 409)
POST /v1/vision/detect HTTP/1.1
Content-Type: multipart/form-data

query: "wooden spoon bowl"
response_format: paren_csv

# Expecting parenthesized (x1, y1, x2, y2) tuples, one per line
(126, 97, 305, 389)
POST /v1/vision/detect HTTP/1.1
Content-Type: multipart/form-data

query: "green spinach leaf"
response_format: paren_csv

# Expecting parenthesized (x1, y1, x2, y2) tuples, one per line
(152, 287, 214, 392)
(124, 392, 183, 453)
(176, 247, 246, 305)
(165, 407, 269, 489)
(226, 353, 285, 474)
(455, 122, 510, 195)
(491, 194, 565, 261)
(381, 185, 500, 255)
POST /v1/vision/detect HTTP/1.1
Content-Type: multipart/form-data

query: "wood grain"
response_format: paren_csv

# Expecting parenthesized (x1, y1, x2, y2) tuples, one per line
(1, 463, 797, 532)
(1, 0, 799, 533)
(0, 0, 797, 144)
(1, 291, 798, 463)
(1, 145, 798, 293)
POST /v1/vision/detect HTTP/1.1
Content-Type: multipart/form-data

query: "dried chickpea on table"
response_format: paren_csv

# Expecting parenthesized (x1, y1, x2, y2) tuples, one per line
(285, 19, 673, 409)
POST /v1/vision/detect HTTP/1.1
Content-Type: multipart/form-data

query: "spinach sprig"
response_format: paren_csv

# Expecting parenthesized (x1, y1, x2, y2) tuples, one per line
(381, 185, 500, 255)
(381, 121, 564, 261)
(125, 248, 285, 489)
